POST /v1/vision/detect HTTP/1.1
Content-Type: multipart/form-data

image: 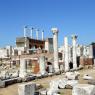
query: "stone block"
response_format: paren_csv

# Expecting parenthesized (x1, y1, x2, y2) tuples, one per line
(72, 84, 95, 95)
(58, 78, 67, 89)
(88, 79, 95, 85)
(0, 80, 5, 88)
(18, 83, 36, 95)
(66, 80, 78, 88)
(65, 72, 79, 80)
(47, 79, 59, 95)
(83, 74, 93, 80)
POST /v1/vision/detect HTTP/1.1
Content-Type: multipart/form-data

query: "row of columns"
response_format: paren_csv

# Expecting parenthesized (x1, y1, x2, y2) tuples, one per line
(24, 26, 44, 40)
(20, 27, 78, 77)
(51, 28, 78, 72)
(64, 35, 78, 71)
(19, 56, 46, 78)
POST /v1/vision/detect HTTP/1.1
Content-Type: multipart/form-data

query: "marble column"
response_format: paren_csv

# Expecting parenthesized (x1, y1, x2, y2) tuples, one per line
(19, 59, 27, 78)
(42, 30, 44, 40)
(72, 35, 77, 69)
(51, 28, 59, 72)
(39, 56, 46, 75)
(24, 26, 27, 47)
(36, 29, 39, 40)
(68, 46, 72, 63)
(89, 44, 93, 58)
(72, 35, 77, 70)
(24, 26, 27, 37)
(64, 37, 69, 71)
(31, 28, 33, 39)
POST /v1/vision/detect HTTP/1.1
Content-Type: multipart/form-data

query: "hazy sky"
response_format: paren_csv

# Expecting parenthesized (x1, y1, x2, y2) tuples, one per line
(0, 0, 95, 47)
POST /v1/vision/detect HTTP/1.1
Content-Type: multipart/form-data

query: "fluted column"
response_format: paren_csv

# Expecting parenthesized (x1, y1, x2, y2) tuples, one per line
(51, 28, 59, 72)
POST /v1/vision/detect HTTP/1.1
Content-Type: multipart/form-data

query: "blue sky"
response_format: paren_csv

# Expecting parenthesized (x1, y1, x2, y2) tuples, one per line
(0, 0, 95, 47)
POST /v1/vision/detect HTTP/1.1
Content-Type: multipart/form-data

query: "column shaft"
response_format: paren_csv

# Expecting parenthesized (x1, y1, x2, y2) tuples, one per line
(72, 36, 77, 69)
(39, 56, 46, 75)
(36, 30, 39, 40)
(19, 59, 27, 78)
(52, 28, 59, 72)
(64, 37, 69, 71)
(42, 31, 44, 40)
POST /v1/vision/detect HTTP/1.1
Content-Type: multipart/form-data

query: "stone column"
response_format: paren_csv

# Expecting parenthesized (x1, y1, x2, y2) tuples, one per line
(94, 59, 95, 66)
(24, 26, 27, 37)
(24, 26, 27, 47)
(19, 59, 27, 78)
(51, 28, 59, 72)
(72, 35, 77, 70)
(39, 56, 46, 75)
(68, 46, 72, 63)
(31, 28, 33, 39)
(89, 44, 93, 58)
(36, 29, 39, 40)
(42, 30, 44, 40)
(64, 37, 69, 71)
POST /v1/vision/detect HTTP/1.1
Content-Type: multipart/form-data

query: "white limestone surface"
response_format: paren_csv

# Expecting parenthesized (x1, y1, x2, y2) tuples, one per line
(39, 56, 46, 75)
(47, 79, 59, 95)
(72, 84, 95, 95)
(18, 83, 36, 95)
(66, 80, 78, 87)
(58, 78, 67, 89)
(83, 74, 93, 80)
(19, 59, 27, 78)
(65, 72, 79, 80)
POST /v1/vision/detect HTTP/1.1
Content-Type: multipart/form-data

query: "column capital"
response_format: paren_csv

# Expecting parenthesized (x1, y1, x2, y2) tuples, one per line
(51, 28, 59, 34)
(71, 35, 78, 40)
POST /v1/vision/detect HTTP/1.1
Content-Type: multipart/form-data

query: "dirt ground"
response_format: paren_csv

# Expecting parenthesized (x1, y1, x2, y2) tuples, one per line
(0, 67, 95, 95)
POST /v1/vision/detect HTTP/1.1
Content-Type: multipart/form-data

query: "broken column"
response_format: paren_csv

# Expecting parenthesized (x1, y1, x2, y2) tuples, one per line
(51, 28, 59, 72)
(18, 83, 36, 95)
(19, 59, 27, 78)
(89, 44, 93, 58)
(39, 56, 46, 75)
(72, 35, 77, 70)
(64, 37, 69, 72)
